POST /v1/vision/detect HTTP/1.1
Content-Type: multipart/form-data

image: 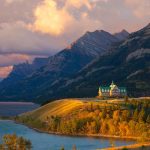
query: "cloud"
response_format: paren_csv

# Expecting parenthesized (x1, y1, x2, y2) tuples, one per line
(5, 0, 23, 4)
(29, 0, 98, 36)
(0, 66, 13, 78)
(125, 0, 150, 18)
(0, 54, 34, 67)
(0, 21, 65, 55)
(29, 0, 74, 36)
(66, 0, 93, 10)
(0, 0, 149, 68)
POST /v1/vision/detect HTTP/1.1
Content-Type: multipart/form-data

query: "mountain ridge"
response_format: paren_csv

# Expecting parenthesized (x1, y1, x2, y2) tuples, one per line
(0, 28, 133, 103)
(34, 23, 150, 102)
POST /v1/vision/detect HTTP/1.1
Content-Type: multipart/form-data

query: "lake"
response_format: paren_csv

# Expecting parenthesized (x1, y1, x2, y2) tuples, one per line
(0, 102, 136, 150)
(0, 120, 136, 150)
(0, 102, 39, 116)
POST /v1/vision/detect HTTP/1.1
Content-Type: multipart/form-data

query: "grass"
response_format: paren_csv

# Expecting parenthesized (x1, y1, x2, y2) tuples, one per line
(23, 99, 84, 121)
(21, 98, 135, 121)
(18, 97, 150, 146)
(102, 142, 150, 150)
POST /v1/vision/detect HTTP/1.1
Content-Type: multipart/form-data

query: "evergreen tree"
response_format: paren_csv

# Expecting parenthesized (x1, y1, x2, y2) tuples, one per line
(138, 108, 146, 122)
(146, 115, 150, 123)
(133, 108, 138, 122)
(60, 146, 65, 150)
(0, 134, 32, 150)
(72, 145, 77, 150)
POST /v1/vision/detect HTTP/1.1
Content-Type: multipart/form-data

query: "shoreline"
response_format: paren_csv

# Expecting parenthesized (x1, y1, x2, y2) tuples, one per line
(102, 142, 150, 150)
(14, 120, 141, 141)
(1, 119, 150, 150)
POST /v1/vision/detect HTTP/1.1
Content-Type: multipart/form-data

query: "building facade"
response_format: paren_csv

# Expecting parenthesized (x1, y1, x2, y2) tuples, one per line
(98, 81, 127, 98)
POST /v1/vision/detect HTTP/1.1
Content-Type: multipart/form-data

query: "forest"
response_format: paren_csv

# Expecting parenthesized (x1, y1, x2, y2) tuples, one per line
(0, 134, 32, 150)
(16, 99, 150, 140)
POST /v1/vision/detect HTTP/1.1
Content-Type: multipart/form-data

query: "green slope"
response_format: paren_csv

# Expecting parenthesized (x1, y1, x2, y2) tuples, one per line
(23, 99, 84, 121)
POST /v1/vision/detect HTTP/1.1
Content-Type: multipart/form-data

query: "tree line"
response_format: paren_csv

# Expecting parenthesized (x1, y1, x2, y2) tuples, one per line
(0, 134, 32, 150)
(16, 99, 150, 140)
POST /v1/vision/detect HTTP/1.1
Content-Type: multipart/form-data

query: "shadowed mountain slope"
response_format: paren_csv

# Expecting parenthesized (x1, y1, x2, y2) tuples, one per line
(0, 30, 121, 102)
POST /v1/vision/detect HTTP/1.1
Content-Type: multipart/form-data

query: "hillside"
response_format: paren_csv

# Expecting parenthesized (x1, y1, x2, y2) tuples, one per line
(16, 98, 150, 140)
(0, 30, 123, 102)
(24, 99, 84, 121)
(114, 29, 129, 41)
(0, 58, 49, 89)
(39, 23, 150, 102)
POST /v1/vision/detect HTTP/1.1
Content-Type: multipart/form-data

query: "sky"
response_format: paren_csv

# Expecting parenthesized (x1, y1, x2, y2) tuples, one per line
(0, 0, 150, 78)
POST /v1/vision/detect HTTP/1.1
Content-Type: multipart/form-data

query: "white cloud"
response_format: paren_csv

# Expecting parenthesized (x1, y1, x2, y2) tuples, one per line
(29, 0, 101, 36)
(0, 0, 149, 68)
(125, 0, 150, 18)
(5, 0, 25, 4)
(29, 0, 74, 36)
(0, 54, 33, 67)
(0, 21, 64, 55)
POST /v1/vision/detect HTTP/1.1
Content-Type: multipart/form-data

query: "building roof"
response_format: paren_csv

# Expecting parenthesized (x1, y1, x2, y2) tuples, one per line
(99, 86, 111, 90)
(99, 86, 126, 92)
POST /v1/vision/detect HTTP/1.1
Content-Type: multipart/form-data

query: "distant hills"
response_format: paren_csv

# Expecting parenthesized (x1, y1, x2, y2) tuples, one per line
(47, 23, 150, 100)
(114, 29, 129, 41)
(0, 29, 128, 103)
(4, 24, 150, 103)
(3, 24, 150, 103)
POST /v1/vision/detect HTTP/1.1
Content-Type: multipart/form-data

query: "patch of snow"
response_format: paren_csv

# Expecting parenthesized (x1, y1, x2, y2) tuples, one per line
(126, 48, 150, 62)
(127, 70, 143, 79)
(85, 66, 114, 77)
(120, 36, 140, 47)
(65, 76, 83, 86)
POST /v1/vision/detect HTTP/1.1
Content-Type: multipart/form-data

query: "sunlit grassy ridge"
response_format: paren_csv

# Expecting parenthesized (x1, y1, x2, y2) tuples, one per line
(24, 99, 84, 120)
(23, 98, 115, 121)
(17, 98, 150, 141)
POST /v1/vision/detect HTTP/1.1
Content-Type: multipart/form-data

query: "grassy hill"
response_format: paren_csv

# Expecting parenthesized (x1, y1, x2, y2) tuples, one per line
(16, 98, 150, 141)
(21, 98, 124, 120)
(24, 99, 84, 121)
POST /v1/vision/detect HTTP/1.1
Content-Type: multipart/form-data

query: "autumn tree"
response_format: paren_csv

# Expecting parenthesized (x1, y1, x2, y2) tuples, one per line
(133, 108, 138, 122)
(138, 108, 146, 122)
(0, 134, 32, 150)
(72, 145, 77, 150)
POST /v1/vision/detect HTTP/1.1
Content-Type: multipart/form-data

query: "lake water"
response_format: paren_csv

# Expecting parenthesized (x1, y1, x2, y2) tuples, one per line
(0, 120, 136, 150)
(0, 102, 39, 116)
(0, 102, 136, 150)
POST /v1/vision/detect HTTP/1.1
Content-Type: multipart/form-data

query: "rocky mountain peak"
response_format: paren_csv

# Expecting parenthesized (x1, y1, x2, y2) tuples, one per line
(65, 29, 119, 58)
(114, 29, 129, 41)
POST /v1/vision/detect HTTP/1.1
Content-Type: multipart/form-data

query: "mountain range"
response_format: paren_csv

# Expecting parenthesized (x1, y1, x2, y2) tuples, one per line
(0, 78, 3, 82)
(1, 24, 149, 103)
(47, 23, 150, 101)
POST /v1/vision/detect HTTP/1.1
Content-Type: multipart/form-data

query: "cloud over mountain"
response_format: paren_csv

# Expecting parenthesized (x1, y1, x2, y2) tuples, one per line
(29, 0, 101, 36)
(0, 66, 13, 78)
(0, 0, 149, 71)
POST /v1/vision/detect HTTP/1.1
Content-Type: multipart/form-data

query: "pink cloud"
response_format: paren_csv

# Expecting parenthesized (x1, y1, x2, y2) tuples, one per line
(0, 54, 36, 67)
(125, 0, 150, 18)
(0, 66, 13, 78)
